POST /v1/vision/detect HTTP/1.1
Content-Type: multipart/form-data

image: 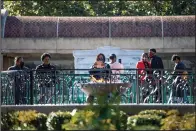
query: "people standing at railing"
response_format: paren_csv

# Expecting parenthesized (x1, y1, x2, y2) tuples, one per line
(170, 54, 188, 103)
(148, 48, 164, 103)
(7, 56, 29, 104)
(136, 53, 151, 102)
(88, 53, 111, 103)
(35, 53, 56, 104)
(109, 54, 124, 82)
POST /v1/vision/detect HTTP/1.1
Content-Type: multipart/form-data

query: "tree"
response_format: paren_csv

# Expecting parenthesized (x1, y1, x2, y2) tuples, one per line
(3, 0, 195, 16)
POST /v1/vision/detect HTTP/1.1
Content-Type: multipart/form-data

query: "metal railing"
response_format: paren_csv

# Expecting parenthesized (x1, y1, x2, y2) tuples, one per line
(1, 69, 195, 105)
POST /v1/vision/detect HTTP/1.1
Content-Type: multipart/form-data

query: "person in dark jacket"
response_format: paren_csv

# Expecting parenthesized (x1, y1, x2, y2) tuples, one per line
(35, 53, 56, 104)
(170, 54, 187, 103)
(8, 56, 28, 71)
(148, 48, 164, 70)
(7, 56, 29, 104)
(36, 53, 56, 70)
(148, 48, 164, 103)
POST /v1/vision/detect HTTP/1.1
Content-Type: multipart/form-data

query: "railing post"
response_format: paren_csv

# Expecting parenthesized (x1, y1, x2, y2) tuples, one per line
(136, 69, 139, 104)
(30, 70, 33, 105)
(54, 70, 56, 105)
(161, 69, 164, 104)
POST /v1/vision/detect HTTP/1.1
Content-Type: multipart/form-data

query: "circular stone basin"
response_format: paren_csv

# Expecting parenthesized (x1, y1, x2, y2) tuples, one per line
(81, 82, 131, 96)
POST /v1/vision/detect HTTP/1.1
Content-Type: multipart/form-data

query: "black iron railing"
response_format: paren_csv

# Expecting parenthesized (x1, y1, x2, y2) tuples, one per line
(1, 69, 195, 105)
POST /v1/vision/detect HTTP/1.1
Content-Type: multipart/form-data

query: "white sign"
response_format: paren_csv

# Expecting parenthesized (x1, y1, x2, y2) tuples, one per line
(73, 46, 143, 74)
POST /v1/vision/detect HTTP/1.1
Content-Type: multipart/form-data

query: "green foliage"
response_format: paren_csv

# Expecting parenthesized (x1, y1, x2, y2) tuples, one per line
(14, 110, 47, 130)
(46, 111, 72, 130)
(166, 109, 180, 116)
(179, 113, 196, 130)
(119, 110, 128, 130)
(31, 113, 48, 131)
(62, 110, 117, 130)
(12, 123, 37, 130)
(127, 114, 162, 130)
(138, 110, 167, 118)
(160, 110, 181, 130)
(1, 109, 195, 130)
(133, 125, 160, 130)
(1, 111, 18, 130)
(1, 110, 47, 130)
(16, 110, 38, 124)
(3, 0, 195, 16)
(62, 94, 127, 130)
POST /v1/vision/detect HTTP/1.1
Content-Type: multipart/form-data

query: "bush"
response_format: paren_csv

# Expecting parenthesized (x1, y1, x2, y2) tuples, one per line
(10, 110, 47, 130)
(1, 111, 18, 130)
(17, 110, 38, 124)
(133, 125, 160, 130)
(160, 111, 181, 130)
(119, 110, 128, 130)
(12, 123, 37, 130)
(31, 113, 48, 130)
(179, 113, 196, 130)
(127, 114, 162, 130)
(46, 111, 72, 130)
(62, 110, 116, 130)
(166, 109, 180, 116)
(138, 110, 167, 118)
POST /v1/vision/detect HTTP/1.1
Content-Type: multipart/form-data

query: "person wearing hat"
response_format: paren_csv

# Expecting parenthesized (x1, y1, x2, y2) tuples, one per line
(109, 54, 124, 82)
(35, 53, 56, 104)
(148, 48, 164, 103)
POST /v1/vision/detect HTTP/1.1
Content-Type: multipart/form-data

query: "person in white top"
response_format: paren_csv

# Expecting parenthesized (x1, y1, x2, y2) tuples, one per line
(109, 54, 124, 82)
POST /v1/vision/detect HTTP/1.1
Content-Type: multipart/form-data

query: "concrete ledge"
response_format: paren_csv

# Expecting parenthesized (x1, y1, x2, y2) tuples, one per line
(1, 104, 195, 115)
(1, 37, 195, 54)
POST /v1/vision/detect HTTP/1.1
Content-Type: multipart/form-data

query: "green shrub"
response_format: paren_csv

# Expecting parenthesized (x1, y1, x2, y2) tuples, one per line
(133, 125, 160, 130)
(179, 113, 196, 130)
(12, 123, 36, 130)
(31, 113, 48, 130)
(160, 114, 181, 130)
(119, 110, 128, 130)
(46, 111, 72, 130)
(1, 111, 18, 130)
(16, 110, 38, 124)
(62, 110, 116, 130)
(127, 114, 162, 130)
(139, 110, 167, 118)
(166, 109, 180, 116)
(10, 110, 47, 130)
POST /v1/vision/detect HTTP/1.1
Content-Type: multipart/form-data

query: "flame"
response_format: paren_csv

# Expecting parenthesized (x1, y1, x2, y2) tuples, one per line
(91, 76, 106, 83)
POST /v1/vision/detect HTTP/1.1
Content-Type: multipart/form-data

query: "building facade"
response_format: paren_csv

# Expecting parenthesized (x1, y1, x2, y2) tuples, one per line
(1, 12, 195, 70)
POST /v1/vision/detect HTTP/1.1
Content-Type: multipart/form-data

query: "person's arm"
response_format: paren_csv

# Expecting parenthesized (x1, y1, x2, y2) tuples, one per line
(7, 66, 14, 71)
(136, 62, 143, 75)
(7, 67, 12, 70)
(120, 64, 124, 74)
(159, 58, 164, 69)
